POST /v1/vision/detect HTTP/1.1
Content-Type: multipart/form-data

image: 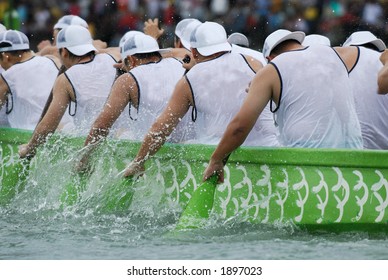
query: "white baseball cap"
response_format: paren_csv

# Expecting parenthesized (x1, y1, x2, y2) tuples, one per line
(227, 32, 249, 47)
(263, 29, 305, 61)
(303, 34, 331, 47)
(121, 33, 167, 60)
(119, 30, 144, 49)
(56, 25, 96, 56)
(343, 31, 386, 52)
(54, 15, 88, 30)
(190, 21, 232, 56)
(175, 18, 201, 49)
(0, 30, 29, 52)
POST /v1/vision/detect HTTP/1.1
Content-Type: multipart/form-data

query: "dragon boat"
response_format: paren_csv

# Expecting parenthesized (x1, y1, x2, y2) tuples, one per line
(1, 127, 388, 232)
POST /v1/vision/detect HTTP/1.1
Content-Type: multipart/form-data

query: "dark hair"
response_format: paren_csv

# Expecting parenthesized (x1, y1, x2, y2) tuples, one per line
(7, 49, 30, 57)
(360, 43, 380, 52)
(0, 49, 30, 60)
(132, 51, 161, 60)
(271, 39, 301, 56)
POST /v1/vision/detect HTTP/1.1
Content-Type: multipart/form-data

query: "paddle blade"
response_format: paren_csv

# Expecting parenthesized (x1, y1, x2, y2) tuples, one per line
(175, 175, 218, 230)
(0, 158, 30, 205)
(100, 177, 134, 213)
(59, 173, 88, 206)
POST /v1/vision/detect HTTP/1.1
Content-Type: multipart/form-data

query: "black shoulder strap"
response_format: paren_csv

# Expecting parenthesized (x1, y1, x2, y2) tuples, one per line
(185, 76, 197, 122)
(5, 92, 13, 114)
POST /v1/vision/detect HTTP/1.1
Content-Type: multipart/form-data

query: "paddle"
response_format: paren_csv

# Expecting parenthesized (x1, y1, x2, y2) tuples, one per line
(0, 128, 31, 205)
(59, 171, 89, 206)
(175, 175, 218, 230)
(100, 176, 135, 213)
(0, 157, 30, 205)
(175, 154, 230, 230)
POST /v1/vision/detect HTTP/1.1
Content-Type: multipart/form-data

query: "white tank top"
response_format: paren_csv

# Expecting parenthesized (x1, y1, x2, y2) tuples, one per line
(119, 57, 192, 142)
(186, 52, 278, 146)
(1, 55, 58, 130)
(271, 45, 363, 148)
(349, 47, 388, 149)
(63, 53, 117, 135)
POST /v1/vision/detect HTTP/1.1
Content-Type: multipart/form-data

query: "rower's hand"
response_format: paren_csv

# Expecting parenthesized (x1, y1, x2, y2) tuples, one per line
(203, 159, 224, 183)
(123, 160, 145, 178)
(144, 18, 164, 40)
(75, 155, 91, 175)
(37, 40, 52, 51)
(18, 144, 35, 160)
(93, 39, 107, 50)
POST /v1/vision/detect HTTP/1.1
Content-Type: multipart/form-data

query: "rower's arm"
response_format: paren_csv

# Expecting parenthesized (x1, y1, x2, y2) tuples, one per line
(84, 73, 135, 146)
(378, 49, 388, 94)
(19, 74, 71, 159)
(123, 77, 192, 177)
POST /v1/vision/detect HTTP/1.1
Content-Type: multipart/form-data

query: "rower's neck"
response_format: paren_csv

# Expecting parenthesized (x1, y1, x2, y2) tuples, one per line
(200, 51, 228, 62)
(19, 51, 33, 62)
(76, 53, 95, 64)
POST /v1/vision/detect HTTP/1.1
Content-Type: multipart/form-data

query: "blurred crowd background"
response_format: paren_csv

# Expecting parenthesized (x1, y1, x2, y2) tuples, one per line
(1, 0, 388, 52)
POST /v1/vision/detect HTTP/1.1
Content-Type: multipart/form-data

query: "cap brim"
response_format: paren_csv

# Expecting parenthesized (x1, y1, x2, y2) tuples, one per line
(350, 39, 386, 52)
(121, 47, 170, 60)
(264, 31, 305, 61)
(180, 38, 191, 50)
(53, 23, 66, 30)
(369, 39, 386, 51)
(67, 44, 96, 56)
(196, 42, 232, 56)
(274, 32, 305, 49)
(0, 43, 29, 52)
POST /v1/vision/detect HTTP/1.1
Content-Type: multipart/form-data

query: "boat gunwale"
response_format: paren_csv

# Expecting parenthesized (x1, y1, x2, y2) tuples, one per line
(1, 127, 388, 169)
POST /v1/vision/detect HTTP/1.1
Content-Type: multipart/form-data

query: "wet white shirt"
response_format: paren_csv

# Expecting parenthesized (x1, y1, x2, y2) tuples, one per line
(186, 51, 278, 146)
(119, 57, 193, 142)
(349, 46, 388, 149)
(62, 53, 117, 135)
(271, 45, 363, 148)
(1, 56, 59, 130)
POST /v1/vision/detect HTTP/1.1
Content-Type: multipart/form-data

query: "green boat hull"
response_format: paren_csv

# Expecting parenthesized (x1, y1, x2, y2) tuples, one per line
(1, 127, 388, 232)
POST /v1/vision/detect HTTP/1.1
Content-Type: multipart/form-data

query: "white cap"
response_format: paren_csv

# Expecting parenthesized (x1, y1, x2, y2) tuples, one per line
(343, 31, 386, 52)
(303, 34, 331, 47)
(227, 32, 249, 47)
(0, 30, 29, 52)
(56, 25, 96, 56)
(263, 29, 305, 61)
(190, 21, 232, 56)
(119, 30, 144, 49)
(54, 15, 88, 30)
(175, 18, 201, 49)
(121, 33, 166, 60)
